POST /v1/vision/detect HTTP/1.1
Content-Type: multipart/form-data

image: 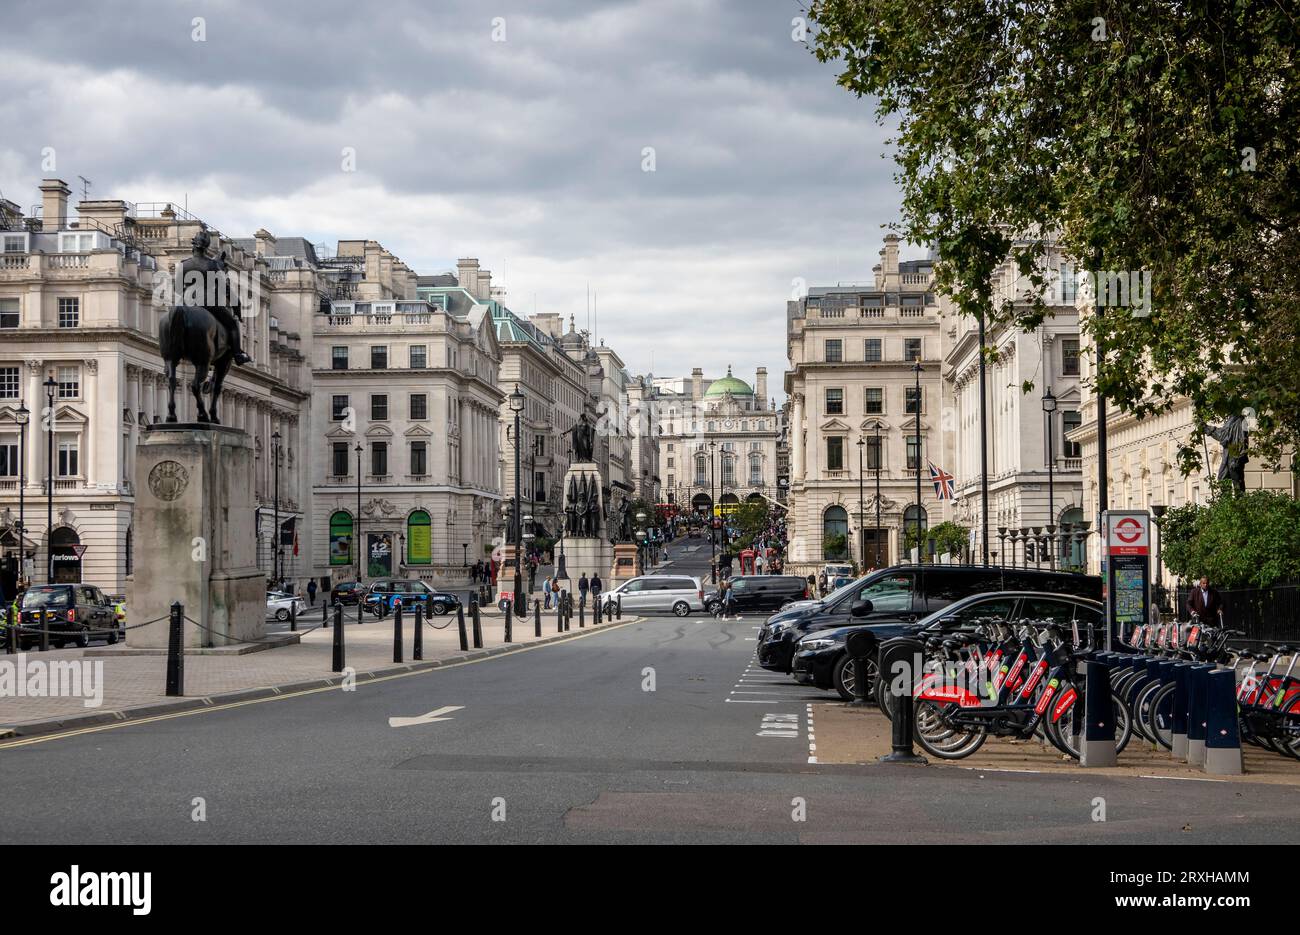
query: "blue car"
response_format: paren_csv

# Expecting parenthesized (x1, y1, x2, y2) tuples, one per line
(363, 579, 462, 617)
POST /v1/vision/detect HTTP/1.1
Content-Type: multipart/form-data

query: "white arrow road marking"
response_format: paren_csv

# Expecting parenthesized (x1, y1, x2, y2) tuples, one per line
(388, 705, 464, 728)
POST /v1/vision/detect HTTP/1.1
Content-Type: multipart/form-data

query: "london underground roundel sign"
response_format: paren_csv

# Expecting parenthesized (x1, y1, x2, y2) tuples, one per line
(1105, 512, 1150, 556)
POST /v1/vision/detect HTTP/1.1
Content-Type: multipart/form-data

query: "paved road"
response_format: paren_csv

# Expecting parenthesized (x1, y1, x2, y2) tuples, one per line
(3, 572, 1298, 843)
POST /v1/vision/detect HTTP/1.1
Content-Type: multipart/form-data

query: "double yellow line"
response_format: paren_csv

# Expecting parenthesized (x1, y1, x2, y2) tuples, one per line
(0, 618, 638, 749)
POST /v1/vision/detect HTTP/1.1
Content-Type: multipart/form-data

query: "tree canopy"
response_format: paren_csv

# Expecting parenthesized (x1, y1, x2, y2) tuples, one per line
(808, 1, 1300, 469)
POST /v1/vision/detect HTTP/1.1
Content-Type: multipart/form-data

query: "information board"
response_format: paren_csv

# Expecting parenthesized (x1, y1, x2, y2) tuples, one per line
(1101, 510, 1151, 646)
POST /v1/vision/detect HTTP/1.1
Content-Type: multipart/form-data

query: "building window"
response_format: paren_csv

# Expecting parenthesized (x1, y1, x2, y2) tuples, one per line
(825, 339, 843, 363)
(331, 346, 348, 370)
(866, 435, 883, 471)
(667, 473, 675, 489)
(0, 366, 18, 399)
(905, 386, 923, 414)
(533, 471, 546, 502)
(904, 337, 922, 361)
(825, 388, 843, 415)
(749, 453, 762, 485)
(864, 339, 882, 362)
(1062, 339, 1080, 376)
(1062, 410, 1082, 458)
(864, 387, 883, 414)
(0, 440, 17, 476)
(1060, 264, 1078, 303)
(331, 395, 350, 421)
(1, 234, 27, 254)
(409, 345, 427, 369)
(827, 436, 844, 471)
(695, 454, 707, 485)
(371, 441, 388, 476)
(58, 298, 79, 328)
(371, 346, 388, 369)
(906, 434, 921, 471)
(409, 393, 428, 420)
(722, 456, 735, 486)
(410, 441, 427, 475)
(371, 394, 388, 420)
(57, 366, 79, 399)
(406, 509, 431, 564)
(331, 442, 349, 477)
(57, 437, 80, 477)
(0, 297, 18, 329)
(823, 506, 849, 560)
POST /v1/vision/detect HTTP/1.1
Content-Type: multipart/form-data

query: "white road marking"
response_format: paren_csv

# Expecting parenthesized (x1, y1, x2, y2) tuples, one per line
(388, 705, 464, 728)
(806, 703, 818, 764)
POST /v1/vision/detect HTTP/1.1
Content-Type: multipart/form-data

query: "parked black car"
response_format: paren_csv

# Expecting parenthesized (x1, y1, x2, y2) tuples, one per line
(18, 583, 121, 650)
(705, 575, 811, 614)
(791, 591, 1105, 700)
(363, 579, 462, 617)
(756, 564, 1102, 673)
(330, 581, 365, 606)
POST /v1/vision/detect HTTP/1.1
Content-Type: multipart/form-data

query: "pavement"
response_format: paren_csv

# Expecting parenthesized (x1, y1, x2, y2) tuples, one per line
(4, 539, 1296, 844)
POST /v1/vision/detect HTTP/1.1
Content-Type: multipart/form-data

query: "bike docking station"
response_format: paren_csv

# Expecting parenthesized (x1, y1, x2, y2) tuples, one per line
(1079, 661, 1117, 767)
(878, 636, 927, 765)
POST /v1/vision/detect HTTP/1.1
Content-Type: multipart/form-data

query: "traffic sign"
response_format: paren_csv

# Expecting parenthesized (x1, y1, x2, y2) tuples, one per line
(71, 544, 88, 559)
(1104, 512, 1149, 556)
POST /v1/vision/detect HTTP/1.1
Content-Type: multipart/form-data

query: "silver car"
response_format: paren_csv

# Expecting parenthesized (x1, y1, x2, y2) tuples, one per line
(601, 575, 704, 616)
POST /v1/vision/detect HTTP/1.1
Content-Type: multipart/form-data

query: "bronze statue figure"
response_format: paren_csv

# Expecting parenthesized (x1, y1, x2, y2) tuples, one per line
(569, 412, 596, 462)
(1206, 414, 1249, 492)
(159, 229, 250, 424)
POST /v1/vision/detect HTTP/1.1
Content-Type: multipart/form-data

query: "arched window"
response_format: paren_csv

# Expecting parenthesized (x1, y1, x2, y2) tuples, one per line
(823, 505, 849, 560)
(50, 526, 82, 583)
(329, 510, 354, 567)
(406, 510, 431, 565)
(902, 504, 929, 559)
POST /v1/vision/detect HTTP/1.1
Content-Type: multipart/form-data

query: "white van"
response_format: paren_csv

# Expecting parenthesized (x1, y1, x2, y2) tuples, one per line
(601, 575, 705, 616)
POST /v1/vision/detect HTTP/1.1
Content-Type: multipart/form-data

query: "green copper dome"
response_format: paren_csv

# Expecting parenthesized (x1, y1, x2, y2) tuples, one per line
(704, 366, 754, 398)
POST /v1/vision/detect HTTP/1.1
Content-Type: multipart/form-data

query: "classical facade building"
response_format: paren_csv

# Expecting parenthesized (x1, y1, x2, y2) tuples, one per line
(941, 237, 1085, 567)
(784, 235, 946, 571)
(654, 366, 781, 518)
(309, 249, 503, 583)
(0, 180, 312, 596)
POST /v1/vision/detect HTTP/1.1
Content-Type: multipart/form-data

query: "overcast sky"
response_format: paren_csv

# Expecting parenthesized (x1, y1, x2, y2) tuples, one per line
(0, 0, 911, 398)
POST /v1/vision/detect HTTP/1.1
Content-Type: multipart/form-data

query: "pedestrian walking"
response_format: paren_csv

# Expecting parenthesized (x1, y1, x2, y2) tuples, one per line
(542, 575, 553, 610)
(591, 573, 603, 611)
(578, 573, 590, 608)
(1186, 575, 1224, 624)
(306, 579, 318, 606)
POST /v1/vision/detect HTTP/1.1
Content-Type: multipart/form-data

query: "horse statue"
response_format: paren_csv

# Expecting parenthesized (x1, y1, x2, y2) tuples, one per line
(158, 303, 234, 424)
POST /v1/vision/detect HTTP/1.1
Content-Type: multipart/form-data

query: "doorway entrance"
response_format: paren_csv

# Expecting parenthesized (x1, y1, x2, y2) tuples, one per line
(860, 527, 888, 570)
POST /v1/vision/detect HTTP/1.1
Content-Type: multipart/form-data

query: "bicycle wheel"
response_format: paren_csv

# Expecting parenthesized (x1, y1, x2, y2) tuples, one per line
(914, 700, 986, 759)
(1132, 679, 1166, 745)
(1277, 695, 1300, 760)
(1145, 681, 1177, 750)
(1052, 690, 1133, 759)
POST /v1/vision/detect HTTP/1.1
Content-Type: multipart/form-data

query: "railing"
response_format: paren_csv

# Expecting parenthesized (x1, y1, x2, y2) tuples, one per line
(327, 315, 353, 326)
(817, 308, 846, 318)
(1175, 583, 1300, 644)
(1, 254, 28, 270)
(48, 254, 89, 268)
(899, 307, 926, 317)
(407, 474, 429, 483)
(366, 474, 391, 483)
(1061, 457, 1082, 470)
(405, 313, 431, 324)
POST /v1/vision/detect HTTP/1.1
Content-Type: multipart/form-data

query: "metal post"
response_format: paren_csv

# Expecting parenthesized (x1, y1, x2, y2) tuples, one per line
(5, 604, 15, 654)
(616, 595, 622, 620)
(534, 599, 541, 637)
(322, 598, 329, 627)
(878, 636, 926, 763)
(578, 599, 585, 629)
(978, 313, 990, 565)
(355, 443, 363, 585)
(456, 603, 469, 652)
(875, 424, 882, 567)
(471, 599, 483, 649)
(392, 603, 403, 663)
(45, 377, 55, 584)
(272, 431, 280, 586)
(332, 604, 345, 672)
(504, 601, 513, 644)
(165, 600, 184, 697)
(289, 599, 297, 632)
(413, 605, 423, 661)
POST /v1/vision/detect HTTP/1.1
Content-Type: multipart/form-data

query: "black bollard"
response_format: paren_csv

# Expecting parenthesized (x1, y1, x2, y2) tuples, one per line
(534, 600, 541, 638)
(846, 630, 877, 707)
(393, 603, 404, 663)
(556, 599, 563, 633)
(1203, 669, 1242, 775)
(40, 601, 48, 652)
(616, 596, 622, 620)
(5, 605, 15, 655)
(456, 604, 469, 652)
(1079, 661, 1117, 766)
(579, 601, 585, 629)
(505, 601, 513, 644)
(878, 636, 926, 764)
(332, 604, 345, 672)
(413, 605, 424, 661)
(290, 600, 297, 633)
(471, 600, 483, 649)
(323, 600, 329, 627)
(357, 595, 364, 627)
(165, 601, 184, 697)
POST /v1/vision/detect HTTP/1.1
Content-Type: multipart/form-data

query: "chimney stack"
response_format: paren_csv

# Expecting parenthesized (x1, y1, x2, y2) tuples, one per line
(692, 367, 704, 401)
(39, 179, 71, 229)
(755, 367, 768, 407)
(882, 233, 900, 288)
(456, 258, 481, 299)
(254, 228, 277, 257)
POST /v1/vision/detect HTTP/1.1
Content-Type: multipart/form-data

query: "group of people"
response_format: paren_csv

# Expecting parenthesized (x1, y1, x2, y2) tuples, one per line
(536, 571, 603, 611)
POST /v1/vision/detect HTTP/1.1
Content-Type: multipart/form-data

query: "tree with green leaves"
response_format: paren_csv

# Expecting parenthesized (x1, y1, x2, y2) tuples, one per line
(904, 520, 971, 558)
(1158, 485, 1300, 589)
(808, 1, 1300, 470)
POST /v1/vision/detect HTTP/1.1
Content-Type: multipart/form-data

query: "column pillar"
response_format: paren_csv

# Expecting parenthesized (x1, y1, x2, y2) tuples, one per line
(82, 358, 98, 488)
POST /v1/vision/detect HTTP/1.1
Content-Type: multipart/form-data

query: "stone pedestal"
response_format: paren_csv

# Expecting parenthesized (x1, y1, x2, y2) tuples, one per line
(555, 461, 614, 586)
(611, 543, 639, 584)
(128, 425, 264, 648)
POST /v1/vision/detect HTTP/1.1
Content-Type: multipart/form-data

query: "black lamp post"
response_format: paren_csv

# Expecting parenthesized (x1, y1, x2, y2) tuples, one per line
(912, 361, 923, 564)
(997, 526, 1007, 567)
(15, 402, 28, 583)
(44, 375, 56, 583)
(271, 430, 281, 586)
(709, 439, 717, 583)
(636, 510, 648, 572)
(856, 436, 865, 569)
(354, 442, 363, 581)
(462, 542, 468, 568)
(874, 423, 882, 568)
(1042, 386, 1057, 570)
(508, 384, 525, 611)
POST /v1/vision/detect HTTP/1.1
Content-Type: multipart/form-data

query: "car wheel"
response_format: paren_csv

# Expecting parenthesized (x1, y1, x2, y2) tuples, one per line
(672, 601, 690, 617)
(275, 608, 289, 621)
(833, 653, 856, 701)
(431, 602, 448, 616)
(75, 631, 89, 649)
(54, 639, 66, 649)
(108, 628, 119, 645)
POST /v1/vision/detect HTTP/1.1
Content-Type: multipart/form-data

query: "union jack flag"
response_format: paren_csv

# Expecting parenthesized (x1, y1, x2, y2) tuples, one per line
(928, 460, 955, 500)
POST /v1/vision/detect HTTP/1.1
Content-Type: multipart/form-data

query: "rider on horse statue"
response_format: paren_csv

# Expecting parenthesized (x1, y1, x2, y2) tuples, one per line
(182, 227, 252, 366)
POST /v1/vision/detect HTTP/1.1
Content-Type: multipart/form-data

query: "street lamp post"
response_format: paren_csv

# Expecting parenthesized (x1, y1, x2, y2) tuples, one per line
(1042, 387, 1057, 570)
(912, 361, 923, 565)
(874, 423, 882, 568)
(15, 402, 29, 584)
(271, 430, 281, 587)
(462, 542, 468, 568)
(636, 511, 648, 573)
(44, 375, 56, 583)
(709, 439, 717, 583)
(354, 442, 363, 582)
(1151, 504, 1168, 611)
(508, 385, 525, 611)
(856, 436, 865, 569)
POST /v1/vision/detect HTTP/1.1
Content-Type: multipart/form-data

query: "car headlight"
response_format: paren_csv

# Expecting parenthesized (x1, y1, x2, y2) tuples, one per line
(799, 638, 839, 651)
